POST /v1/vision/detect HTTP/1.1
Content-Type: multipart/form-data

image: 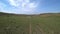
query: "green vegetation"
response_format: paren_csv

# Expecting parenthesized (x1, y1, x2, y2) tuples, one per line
(0, 12, 60, 34)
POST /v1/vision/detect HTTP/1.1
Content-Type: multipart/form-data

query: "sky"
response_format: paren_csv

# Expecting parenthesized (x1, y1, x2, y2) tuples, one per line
(0, 0, 60, 14)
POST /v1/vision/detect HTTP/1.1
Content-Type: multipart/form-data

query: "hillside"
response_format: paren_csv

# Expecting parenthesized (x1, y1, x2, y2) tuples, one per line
(0, 12, 60, 34)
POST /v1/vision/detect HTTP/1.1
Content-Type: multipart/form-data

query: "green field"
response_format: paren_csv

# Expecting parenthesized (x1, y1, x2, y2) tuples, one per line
(0, 12, 60, 34)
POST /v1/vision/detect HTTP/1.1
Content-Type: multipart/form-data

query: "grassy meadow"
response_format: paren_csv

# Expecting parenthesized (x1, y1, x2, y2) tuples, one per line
(0, 12, 60, 34)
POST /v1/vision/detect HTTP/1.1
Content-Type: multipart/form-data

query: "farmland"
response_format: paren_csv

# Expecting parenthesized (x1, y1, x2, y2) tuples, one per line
(0, 12, 60, 34)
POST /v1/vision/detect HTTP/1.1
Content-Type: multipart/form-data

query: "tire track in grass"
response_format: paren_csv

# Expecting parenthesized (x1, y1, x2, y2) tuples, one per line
(36, 24, 54, 34)
(27, 16, 32, 34)
(29, 22, 32, 34)
(35, 24, 46, 34)
(33, 27, 42, 34)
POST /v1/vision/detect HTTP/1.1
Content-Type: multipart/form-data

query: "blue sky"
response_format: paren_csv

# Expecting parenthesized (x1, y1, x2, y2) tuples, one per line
(0, 0, 60, 14)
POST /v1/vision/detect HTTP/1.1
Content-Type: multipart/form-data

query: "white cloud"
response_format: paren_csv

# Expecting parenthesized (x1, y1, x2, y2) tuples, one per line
(29, 3, 36, 8)
(0, 2, 7, 11)
(0, 0, 39, 14)
(8, 0, 19, 7)
(8, 0, 38, 12)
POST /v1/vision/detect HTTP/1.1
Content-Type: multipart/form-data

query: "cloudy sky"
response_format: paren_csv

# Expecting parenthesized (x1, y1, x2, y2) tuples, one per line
(0, 0, 60, 14)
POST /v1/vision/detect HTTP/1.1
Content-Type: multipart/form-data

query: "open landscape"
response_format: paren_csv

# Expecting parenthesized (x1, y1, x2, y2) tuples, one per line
(0, 0, 60, 34)
(0, 12, 60, 34)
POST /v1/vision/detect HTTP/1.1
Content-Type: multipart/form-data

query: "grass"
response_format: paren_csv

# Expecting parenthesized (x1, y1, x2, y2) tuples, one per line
(0, 12, 60, 34)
